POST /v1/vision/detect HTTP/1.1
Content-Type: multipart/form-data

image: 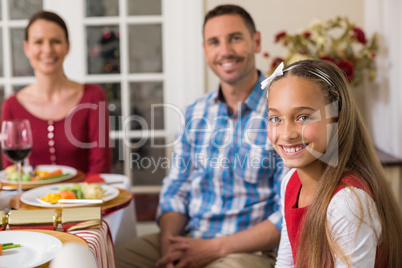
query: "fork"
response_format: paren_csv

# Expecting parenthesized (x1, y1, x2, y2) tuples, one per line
(53, 199, 104, 204)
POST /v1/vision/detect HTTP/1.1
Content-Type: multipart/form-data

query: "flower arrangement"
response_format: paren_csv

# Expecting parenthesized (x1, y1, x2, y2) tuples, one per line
(266, 17, 378, 87)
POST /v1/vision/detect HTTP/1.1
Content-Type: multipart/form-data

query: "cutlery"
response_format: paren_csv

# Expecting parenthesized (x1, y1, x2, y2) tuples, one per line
(104, 181, 125, 185)
(56, 199, 104, 204)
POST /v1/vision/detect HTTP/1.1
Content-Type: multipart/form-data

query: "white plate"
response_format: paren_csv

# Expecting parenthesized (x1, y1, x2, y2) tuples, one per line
(0, 231, 63, 268)
(20, 183, 119, 208)
(0, 165, 77, 185)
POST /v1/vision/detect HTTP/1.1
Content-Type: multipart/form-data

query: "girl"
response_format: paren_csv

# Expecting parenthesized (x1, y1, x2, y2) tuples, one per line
(263, 60, 402, 267)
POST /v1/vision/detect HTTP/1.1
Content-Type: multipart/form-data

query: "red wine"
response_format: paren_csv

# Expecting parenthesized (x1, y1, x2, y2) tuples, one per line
(3, 148, 31, 162)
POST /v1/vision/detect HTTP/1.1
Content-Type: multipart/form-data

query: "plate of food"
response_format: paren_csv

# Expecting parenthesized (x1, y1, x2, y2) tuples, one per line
(20, 182, 119, 208)
(0, 231, 63, 268)
(0, 165, 77, 185)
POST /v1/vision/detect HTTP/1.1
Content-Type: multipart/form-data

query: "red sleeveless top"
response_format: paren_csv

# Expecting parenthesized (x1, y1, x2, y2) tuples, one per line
(284, 170, 380, 265)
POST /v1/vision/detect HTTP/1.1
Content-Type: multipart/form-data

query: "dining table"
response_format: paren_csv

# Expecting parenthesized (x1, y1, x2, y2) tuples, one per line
(0, 172, 138, 267)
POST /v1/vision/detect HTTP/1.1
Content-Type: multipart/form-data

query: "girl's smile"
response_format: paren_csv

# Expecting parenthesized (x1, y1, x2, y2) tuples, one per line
(279, 143, 307, 155)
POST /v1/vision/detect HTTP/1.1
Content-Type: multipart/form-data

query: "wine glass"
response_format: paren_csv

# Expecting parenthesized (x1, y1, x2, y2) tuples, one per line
(1, 119, 33, 194)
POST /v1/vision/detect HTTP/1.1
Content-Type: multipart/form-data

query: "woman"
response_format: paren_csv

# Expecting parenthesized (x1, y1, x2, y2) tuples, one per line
(1, 10, 111, 173)
(263, 60, 402, 267)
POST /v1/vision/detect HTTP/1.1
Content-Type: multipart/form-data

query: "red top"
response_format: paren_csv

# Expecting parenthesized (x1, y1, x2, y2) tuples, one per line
(1, 84, 111, 173)
(284, 171, 373, 265)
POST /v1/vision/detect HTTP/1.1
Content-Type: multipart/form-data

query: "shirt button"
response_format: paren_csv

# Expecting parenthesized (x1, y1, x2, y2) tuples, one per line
(49, 147, 55, 153)
(48, 140, 55, 146)
(48, 132, 54, 139)
(50, 155, 56, 161)
(47, 125, 54, 132)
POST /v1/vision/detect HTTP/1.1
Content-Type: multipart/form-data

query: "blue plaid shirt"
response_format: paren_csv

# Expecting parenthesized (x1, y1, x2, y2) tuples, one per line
(157, 71, 284, 239)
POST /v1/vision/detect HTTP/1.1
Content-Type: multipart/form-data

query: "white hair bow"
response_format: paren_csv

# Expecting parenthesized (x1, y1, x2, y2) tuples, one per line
(260, 62, 284, 91)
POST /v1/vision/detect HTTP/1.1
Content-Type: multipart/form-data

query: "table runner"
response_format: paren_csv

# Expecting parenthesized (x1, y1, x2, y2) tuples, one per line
(69, 220, 115, 268)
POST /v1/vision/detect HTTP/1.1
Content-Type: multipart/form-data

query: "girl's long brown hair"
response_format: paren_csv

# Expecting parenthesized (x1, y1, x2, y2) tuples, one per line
(271, 60, 402, 267)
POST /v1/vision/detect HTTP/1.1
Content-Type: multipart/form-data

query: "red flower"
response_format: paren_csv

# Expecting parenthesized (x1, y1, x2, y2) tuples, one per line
(103, 31, 111, 39)
(303, 31, 311, 38)
(271, 57, 284, 69)
(351, 27, 367, 44)
(275, 31, 287, 43)
(320, 56, 336, 63)
(337, 61, 355, 82)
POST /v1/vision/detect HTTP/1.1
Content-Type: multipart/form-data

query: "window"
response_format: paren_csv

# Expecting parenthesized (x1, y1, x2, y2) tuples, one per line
(0, 0, 205, 191)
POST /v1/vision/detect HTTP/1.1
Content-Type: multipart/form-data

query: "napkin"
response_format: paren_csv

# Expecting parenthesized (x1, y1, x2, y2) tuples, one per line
(84, 173, 105, 183)
(69, 221, 115, 268)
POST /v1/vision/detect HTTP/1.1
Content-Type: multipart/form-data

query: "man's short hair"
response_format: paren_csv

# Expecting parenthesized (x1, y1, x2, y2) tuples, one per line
(203, 4, 256, 36)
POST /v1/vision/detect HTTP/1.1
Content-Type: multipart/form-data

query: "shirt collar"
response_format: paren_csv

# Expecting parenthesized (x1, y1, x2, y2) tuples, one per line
(210, 71, 266, 112)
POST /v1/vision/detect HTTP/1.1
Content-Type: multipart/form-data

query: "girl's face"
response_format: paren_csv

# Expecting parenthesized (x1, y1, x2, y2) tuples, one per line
(268, 75, 331, 171)
(23, 19, 69, 75)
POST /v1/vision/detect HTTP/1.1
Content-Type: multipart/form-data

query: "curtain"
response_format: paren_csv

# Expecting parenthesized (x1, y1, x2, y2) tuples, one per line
(364, 0, 402, 158)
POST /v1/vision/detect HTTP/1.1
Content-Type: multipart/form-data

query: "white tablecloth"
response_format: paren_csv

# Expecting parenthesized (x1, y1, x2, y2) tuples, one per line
(98, 173, 137, 245)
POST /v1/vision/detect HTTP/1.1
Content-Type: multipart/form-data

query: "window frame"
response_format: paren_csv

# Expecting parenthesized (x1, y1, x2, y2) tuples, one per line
(0, 0, 205, 192)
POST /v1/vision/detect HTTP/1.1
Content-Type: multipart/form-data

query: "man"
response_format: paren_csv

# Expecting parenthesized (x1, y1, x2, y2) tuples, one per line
(116, 5, 284, 268)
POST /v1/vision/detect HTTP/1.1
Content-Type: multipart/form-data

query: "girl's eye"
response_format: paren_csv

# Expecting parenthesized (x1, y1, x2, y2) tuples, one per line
(270, 117, 281, 123)
(298, 115, 312, 121)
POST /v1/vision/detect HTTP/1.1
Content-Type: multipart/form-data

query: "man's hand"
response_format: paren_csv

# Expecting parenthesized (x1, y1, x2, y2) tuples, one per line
(158, 212, 189, 267)
(157, 237, 223, 268)
(159, 235, 190, 268)
(157, 213, 280, 267)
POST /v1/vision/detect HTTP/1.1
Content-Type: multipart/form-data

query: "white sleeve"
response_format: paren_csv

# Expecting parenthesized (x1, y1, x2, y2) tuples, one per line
(327, 187, 382, 268)
(275, 169, 296, 268)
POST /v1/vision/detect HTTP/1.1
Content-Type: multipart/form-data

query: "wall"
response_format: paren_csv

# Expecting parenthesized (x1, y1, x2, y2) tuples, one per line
(204, 0, 365, 92)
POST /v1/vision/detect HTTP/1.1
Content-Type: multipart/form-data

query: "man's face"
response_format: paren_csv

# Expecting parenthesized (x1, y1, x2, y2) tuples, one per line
(203, 14, 261, 86)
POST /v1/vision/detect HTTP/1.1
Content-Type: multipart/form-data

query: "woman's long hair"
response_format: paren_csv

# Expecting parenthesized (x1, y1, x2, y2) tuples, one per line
(271, 60, 402, 267)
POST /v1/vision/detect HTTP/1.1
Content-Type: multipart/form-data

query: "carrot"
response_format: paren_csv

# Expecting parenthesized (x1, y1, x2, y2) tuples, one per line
(59, 190, 76, 199)
(37, 169, 63, 180)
